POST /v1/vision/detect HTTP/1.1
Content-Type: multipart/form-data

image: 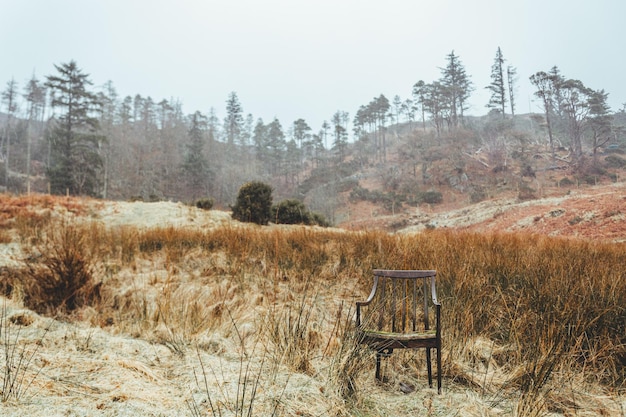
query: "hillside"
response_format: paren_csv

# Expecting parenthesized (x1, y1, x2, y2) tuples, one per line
(333, 118, 626, 241)
(343, 182, 626, 243)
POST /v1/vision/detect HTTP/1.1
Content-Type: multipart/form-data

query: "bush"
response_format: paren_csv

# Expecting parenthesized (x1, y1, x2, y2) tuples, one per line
(349, 185, 372, 202)
(194, 198, 214, 210)
(272, 199, 310, 225)
(518, 183, 537, 201)
(521, 164, 536, 178)
(20, 222, 100, 314)
(309, 212, 331, 227)
(271, 199, 330, 227)
(231, 181, 273, 225)
(418, 190, 443, 205)
(605, 154, 626, 168)
(579, 175, 599, 185)
(469, 186, 487, 204)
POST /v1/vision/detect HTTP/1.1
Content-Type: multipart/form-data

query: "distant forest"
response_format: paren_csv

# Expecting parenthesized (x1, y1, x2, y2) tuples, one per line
(1, 48, 625, 223)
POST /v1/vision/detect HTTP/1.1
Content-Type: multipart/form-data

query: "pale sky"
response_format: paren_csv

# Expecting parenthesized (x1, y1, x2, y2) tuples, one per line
(2, 0, 624, 132)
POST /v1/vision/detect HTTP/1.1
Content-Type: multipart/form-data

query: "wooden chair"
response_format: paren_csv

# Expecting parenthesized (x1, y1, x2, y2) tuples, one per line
(356, 269, 442, 393)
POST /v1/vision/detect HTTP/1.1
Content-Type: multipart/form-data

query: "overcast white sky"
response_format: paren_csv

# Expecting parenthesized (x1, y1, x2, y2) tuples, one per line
(2, 0, 624, 131)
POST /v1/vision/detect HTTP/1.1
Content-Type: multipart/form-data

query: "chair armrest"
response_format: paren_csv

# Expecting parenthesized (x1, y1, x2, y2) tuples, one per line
(435, 303, 441, 340)
(356, 276, 379, 326)
(430, 276, 440, 306)
(358, 276, 379, 307)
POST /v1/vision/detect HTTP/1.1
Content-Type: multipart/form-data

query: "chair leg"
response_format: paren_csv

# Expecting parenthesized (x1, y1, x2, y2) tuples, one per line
(375, 348, 393, 381)
(426, 348, 433, 388)
(436, 346, 442, 394)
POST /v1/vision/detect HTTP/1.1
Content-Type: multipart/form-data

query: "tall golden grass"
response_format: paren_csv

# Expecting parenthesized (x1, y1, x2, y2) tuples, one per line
(3, 210, 625, 414)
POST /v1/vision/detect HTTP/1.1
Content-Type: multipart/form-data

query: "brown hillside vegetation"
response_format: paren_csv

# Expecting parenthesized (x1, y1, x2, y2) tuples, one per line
(342, 183, 626, 242)
(0, 193, 624, 416)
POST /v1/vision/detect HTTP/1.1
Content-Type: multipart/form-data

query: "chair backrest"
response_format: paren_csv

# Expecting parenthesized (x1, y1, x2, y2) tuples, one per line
(362, 269, 438, 333)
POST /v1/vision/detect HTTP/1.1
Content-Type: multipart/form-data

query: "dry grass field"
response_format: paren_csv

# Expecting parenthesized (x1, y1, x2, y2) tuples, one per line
(0, 193, 624, 416)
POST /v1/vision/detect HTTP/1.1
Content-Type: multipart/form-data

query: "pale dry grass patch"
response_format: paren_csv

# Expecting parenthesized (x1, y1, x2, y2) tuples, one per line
(0, 299, 49, 403)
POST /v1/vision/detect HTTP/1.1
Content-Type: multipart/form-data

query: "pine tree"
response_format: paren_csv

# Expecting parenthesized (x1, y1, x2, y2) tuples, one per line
(372, 95, 389, 161)
(440, 51, 472, 127)
(266, 117, 285, 175)
(292, 118, 311, 149)
(331, 110, 348, 163)
(588, 89, 613, 164)
(96, 80, 118, 199)
(45, 61, 103, 196)
(392, 95, 402, 126)
(224, 91, 244, 145)
(412, 80, 428, 131)
(486, 47, 507, 118)
(421, 82, 448, 138)
(558, 78, 592, 165)
(181, 111, 211, 199)
(401, 98, 414, 128)
(530, 70, 558, 162)
(253, 118, 268, 165)
(291, 118, 310, 169)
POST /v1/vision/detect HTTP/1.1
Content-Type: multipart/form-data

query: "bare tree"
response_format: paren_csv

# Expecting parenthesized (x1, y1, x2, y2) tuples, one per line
(1, 78, 19, 189)
(23, 76, 46, 194)
(507, 65, 517, 116)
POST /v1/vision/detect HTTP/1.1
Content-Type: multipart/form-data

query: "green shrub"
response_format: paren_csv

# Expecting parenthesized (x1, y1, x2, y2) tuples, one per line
(271, 199, 330, 227)
(605, 154, 626, 168)
(469, 186, 487, 204)
(518, 183, 537, 201)
(521, 164, 536, 178)
(382, 192, 403, 211)
(231, 181, 273, 225)
(579, 175, 598, 185)
(418, 190, 443, 205)
(349, 185, 372, 202)
(309, 212, 330, 227)
(272, 199, 310, 225)
(195, 198, 214, 210)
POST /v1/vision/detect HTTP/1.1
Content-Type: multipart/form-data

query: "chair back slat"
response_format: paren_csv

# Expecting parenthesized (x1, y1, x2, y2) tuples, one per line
(401, 279, 407, 332)
(378, 277, 386, 329)
(423, 277, 430, 330)
(391, 278, 397, 332)
(412, 279, 417, 332)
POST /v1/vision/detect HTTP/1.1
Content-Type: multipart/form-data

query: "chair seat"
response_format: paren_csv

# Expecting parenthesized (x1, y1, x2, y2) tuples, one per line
(361, 329, 438, 350)
(362, 329, 436, 341)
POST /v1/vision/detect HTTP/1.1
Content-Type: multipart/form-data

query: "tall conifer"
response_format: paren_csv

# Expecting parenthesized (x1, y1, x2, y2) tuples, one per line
(45, 61, 103, 196)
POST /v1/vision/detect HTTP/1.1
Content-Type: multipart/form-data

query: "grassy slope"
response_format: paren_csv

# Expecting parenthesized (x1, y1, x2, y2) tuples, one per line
(0, 194, 624, 416)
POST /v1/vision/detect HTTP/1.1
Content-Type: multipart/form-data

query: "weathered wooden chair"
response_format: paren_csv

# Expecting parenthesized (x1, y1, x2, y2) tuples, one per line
(356, 269, 442, 393)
